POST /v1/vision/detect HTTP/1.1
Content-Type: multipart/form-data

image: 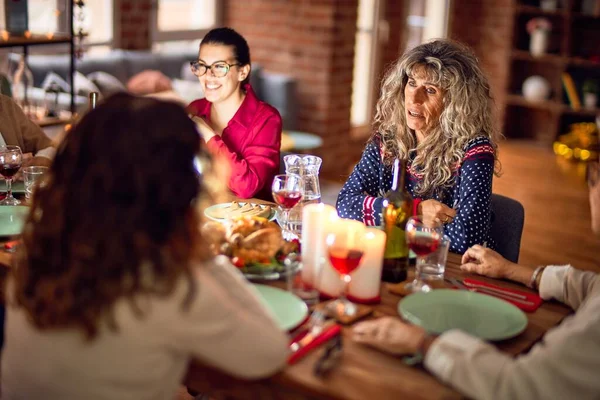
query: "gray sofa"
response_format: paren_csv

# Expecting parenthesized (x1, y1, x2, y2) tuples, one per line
(9, 49, 297, 129)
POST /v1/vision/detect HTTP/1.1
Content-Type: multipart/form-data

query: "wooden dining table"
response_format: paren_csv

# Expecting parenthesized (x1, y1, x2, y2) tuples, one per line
(182, 252, 572, 400)
(0, 231, 572, 399)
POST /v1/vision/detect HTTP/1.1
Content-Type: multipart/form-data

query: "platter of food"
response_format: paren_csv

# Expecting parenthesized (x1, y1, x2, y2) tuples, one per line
(204, 201, 276, 222)
(202, 216, 300, 280)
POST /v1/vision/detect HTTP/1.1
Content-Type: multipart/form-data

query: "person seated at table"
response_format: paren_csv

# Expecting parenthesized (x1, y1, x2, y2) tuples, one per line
(187, 27, 282, 201)
(336, 39, 500, 253)
(1, 93, 289, 399)
(352, 159, 600, 399)
(0, 94, 55, 168)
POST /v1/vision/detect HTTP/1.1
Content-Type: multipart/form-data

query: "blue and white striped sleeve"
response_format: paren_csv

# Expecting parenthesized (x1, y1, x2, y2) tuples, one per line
(336, 142, 385, 226)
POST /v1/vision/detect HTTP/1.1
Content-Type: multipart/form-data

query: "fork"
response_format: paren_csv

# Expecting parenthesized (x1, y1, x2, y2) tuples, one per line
(290, 309, 325, 352)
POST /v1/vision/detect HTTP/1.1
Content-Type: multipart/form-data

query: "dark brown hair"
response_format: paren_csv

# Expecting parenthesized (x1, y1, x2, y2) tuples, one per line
(13, 93, 208, 339)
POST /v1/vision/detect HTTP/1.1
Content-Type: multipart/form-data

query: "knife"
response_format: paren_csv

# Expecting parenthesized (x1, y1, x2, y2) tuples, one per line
(447, 278, 535, 306)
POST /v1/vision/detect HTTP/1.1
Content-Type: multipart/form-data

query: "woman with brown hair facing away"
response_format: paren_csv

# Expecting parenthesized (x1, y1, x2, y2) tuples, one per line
(1, 93, 288, 399)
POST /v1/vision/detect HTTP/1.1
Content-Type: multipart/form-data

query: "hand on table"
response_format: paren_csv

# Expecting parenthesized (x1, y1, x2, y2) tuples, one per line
(460, 245, 517, 279)
(353, 317, 427, 356)
(418, 199, 456, 225)
(461, 245, 535, 286)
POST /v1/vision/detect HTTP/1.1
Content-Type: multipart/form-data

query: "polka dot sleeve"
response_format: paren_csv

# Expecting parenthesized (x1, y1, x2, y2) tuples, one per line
(336, 142, 385, 226)
(444, 137, 495, 253)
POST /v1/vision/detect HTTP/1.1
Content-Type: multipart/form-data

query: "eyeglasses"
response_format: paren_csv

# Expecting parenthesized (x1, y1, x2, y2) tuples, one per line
(587, 160, 599, 188)
(189, 61, 241, 78)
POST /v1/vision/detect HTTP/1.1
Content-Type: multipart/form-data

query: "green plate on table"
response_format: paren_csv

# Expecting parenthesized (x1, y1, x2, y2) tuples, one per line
(0, 206, 29, 237)
(254, 284, 308, 331)
(0, 180, 25, 194)
(398, 289, 527, 341)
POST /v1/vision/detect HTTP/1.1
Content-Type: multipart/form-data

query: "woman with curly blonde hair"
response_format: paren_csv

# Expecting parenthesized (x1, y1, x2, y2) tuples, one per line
(337, 39, 500, 255)
(1, 93, 288, 399)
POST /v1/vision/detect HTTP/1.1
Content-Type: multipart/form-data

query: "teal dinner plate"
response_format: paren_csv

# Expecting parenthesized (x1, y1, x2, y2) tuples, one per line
(0, 180, 25, 194)
(204, 202, 277, 222)
(0, 206, 29, 237)
(398, 289, 528, 341)
(254, 284, 308, 331)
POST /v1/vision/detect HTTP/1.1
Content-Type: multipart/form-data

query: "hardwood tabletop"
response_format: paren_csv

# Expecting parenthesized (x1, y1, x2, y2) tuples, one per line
(183, 252, 572, 400)
(0, 236, 572, 399)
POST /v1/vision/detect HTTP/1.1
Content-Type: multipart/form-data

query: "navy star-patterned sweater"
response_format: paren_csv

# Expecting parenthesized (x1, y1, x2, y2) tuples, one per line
(336, 136, 495, 253)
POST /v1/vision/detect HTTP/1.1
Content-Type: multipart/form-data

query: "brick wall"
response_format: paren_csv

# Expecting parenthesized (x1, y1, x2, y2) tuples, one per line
(116, 0, 153, 50)
(223, 0, 360, 180)
(448, 0, 514, 130)
(114, 0, 513, 178)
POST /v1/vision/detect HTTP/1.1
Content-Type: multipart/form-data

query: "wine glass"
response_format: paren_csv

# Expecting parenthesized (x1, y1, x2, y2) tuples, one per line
(0, 145, 23, 206)
(325, 219, 366, 318)
(271, 174, 303, 240)
(404, 216, 443, 292)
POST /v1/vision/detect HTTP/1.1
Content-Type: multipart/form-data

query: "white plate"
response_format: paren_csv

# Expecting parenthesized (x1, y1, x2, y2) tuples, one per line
(204, 202, 277, 222)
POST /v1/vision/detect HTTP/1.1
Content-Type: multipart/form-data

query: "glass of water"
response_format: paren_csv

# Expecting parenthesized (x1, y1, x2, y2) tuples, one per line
(23, 166, 49, 201)
(415, 236, 451, 291)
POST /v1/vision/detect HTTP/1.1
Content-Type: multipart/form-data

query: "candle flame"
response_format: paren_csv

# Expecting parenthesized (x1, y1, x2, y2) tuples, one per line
(24, 31, 32, 39)
(1, 31, 9, 41)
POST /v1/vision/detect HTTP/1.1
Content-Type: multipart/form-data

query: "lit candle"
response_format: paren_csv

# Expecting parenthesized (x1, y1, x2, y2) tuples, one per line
(317, 218, 364, 298)
(349, 227, 385, 303)
(301, 203, 338, 289)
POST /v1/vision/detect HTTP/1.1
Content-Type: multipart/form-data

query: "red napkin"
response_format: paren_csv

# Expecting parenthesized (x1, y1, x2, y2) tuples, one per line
(463, 278, 543, 312)
(288, 324, 341, 365)
(3, 240, 21, 251)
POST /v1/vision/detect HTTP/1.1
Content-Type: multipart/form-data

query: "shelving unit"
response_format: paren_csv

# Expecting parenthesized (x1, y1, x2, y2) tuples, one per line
(0, 0, 76, 117)
(505, 0, 600, 145)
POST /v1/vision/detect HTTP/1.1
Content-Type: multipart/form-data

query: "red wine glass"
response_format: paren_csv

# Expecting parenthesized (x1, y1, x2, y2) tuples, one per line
(325, 219, 366, 317)
(405, 216, 443, 292)
(271, 174, 303, 239)
(0, 145, 23, 206)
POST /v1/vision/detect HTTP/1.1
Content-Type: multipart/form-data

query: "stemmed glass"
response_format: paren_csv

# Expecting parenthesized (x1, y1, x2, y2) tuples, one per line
(271, 174, 303, 240)
(325, 219, 366, 317)
(0, 145, 23, 206)
(405, 216, 443, 292)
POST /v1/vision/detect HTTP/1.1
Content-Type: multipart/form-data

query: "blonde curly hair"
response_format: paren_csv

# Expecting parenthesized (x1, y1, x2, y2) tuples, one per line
(372, 39, 501, 196)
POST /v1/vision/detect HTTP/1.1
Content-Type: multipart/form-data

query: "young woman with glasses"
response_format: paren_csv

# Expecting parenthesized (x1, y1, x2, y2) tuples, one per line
(187, 27, 282, 201)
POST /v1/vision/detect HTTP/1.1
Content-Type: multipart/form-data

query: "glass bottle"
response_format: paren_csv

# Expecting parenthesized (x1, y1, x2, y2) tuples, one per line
(381, 158, 413, 283)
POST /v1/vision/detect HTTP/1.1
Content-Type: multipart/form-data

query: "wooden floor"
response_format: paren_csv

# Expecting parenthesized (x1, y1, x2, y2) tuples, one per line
(321, 139, 600, 273)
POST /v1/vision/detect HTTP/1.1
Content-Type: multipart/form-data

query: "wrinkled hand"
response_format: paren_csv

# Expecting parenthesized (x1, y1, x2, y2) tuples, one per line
(190, 115, 216, 143)
(419, 199, 456, 225)
(353, 317, 426, 356)
(460, 245, 516, 279)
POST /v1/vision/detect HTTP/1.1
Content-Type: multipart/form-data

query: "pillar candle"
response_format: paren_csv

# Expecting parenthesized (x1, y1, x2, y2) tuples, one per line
(301, 203, 338, 289)
(348, 227, 385, 302)
(317, 219, 365, 298)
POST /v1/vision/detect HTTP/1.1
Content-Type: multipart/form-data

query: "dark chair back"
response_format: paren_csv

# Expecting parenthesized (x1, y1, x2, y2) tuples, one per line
(489, 194, 525, 263)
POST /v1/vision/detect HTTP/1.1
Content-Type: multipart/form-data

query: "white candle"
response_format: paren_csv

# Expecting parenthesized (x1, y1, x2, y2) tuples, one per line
(317, 218, 365, 298)
(301, 203, 338, 289)
(349, 227, 385, 302)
